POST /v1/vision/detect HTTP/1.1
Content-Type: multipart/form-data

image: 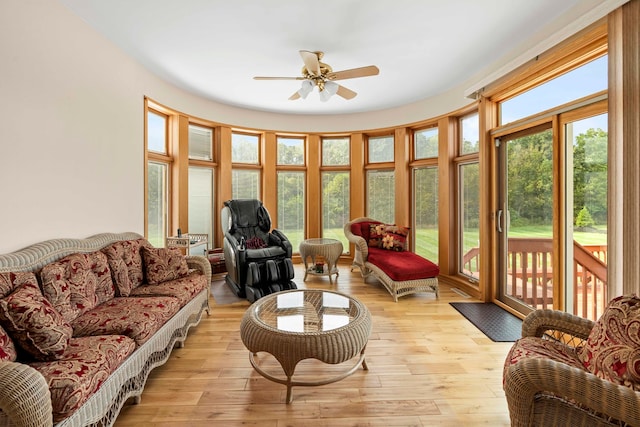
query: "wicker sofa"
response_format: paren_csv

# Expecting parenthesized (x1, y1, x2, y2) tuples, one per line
(344, 217, 439, 301)
(0, 232, 211, 427)
(503, 295, 640, 426)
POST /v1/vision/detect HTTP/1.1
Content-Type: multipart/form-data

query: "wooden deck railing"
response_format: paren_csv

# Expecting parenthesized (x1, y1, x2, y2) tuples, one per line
(462, 239, 608, 321)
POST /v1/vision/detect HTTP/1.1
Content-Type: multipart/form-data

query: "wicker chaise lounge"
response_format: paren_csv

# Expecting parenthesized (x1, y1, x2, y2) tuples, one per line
(344, 217, 439, 301)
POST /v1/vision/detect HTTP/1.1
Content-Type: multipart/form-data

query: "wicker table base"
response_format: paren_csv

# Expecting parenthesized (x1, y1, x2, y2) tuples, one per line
(299, 238, 344, 284)
(240, 289, 371, 403)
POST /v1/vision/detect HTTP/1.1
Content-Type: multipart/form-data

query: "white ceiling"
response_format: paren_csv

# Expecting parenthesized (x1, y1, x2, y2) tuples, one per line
(58, 0, 597, 115)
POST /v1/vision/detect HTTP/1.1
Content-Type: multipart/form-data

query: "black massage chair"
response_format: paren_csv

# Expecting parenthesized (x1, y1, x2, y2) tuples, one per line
(221, 199, 296, 303)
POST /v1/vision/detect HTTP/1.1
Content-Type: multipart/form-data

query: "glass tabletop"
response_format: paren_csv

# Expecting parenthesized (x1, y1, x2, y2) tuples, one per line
(254, 290, 359, 333)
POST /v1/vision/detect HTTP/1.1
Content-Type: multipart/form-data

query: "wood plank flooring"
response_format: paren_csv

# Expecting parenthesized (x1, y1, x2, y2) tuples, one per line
(114, 263, 513, 426)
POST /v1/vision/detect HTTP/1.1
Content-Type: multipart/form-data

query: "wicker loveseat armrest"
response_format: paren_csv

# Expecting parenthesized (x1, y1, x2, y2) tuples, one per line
(522, 309, 594, 341)
(504, 357, 640, 427)
(0, 361, 53, 427)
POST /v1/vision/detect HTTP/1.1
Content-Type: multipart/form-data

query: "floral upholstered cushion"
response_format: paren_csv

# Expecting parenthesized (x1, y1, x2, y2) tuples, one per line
(368, 223, 387, 247)
(30, 335, 136, 422)
(71, 296, 181, 345)
(40, 251, 115, 324)
(101, 239, 151, 296)
(245, 236, 268, 249)
(141, 246, 190, 285)
(0, 323, 17, 362)
(129, 270, 208, 307)
(0, 282, 73, 361)
(0, 272, 38, 362)
(504, 336, 586, 377)
(578, 294, 640, 391)
(381, 225, 410, 251)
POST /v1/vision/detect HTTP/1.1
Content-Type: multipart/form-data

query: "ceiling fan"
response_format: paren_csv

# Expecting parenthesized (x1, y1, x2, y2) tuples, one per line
(253, 50, 379, 101)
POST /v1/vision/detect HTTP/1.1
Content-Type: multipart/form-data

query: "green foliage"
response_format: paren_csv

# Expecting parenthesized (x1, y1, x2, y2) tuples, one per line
(576, 206, 595, 228)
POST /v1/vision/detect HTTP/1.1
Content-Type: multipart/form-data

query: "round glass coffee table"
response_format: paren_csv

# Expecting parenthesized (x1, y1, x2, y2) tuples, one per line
(240, 289, 371, 403)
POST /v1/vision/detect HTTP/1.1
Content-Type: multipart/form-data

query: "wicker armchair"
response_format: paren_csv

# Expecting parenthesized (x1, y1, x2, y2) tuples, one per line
(503, 306, 640, 427)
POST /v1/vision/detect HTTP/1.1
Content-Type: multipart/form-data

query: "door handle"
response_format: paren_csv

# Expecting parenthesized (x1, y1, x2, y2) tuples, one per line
(497, 210, 503, 233)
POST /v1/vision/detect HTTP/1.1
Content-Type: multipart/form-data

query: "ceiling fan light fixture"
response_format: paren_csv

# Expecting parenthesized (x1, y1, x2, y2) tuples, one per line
(297, 79, 314, 99)
(319, 80, 339, 102)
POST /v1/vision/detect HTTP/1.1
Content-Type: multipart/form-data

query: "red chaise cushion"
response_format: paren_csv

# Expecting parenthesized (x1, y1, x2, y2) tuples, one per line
(367, 247, 439, 281)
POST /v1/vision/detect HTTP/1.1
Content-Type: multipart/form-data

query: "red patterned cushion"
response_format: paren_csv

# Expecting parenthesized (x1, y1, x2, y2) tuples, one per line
(40, 251, 115, 324)
(246, 236, 267, 249)
(0, 272, 38, 362)
(578, 294, 640, 391)
(367, 247, 439, 281)
(0, 323, 17, 362)
(0, 271, 38, 298)
(129, 271, 208, 307)
(71, 296, 181, 345)
(504, 336, 586, 376)
(101, 239, 151, 296)
(368, 223, 387, 247)
(30, 335, 136, 422)
(381, 225, 410, 251)
(141, 247, 190, 285)
(0, 282, 72, 361)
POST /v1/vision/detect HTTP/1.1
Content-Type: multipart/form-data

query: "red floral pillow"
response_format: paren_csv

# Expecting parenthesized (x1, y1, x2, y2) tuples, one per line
(141, 247, 190, 285)
(246, 236, 267, 249)
(381, 225, 410, 251)
(368, 223, 387, 247)
(0, 323, 17, 362)
(0, 282, 72, 361)
(578, 294, 640, 391)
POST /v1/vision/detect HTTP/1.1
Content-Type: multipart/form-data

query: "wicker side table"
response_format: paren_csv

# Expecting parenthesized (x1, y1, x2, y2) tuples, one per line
(299, 238, 343, 284)
(240, 289, 371, 403)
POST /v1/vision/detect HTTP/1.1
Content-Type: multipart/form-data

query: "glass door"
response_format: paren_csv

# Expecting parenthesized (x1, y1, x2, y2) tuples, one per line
(563, 113, 608, 320)
(497, 125, 554, 314)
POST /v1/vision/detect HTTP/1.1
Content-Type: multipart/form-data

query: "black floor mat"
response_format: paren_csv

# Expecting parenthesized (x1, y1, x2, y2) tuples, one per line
(450, 302, 522, 342)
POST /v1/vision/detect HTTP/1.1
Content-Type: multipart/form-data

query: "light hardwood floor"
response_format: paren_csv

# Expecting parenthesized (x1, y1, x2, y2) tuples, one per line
(114, 264, 513, 426)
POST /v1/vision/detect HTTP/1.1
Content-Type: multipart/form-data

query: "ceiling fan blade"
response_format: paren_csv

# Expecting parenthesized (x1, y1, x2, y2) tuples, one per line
(336, 84, 357, 100)
(327, 65, 379, 81)
(253, 76, 303, 80)
(288, 91, 301, 101)
(299, 50, 321, 76)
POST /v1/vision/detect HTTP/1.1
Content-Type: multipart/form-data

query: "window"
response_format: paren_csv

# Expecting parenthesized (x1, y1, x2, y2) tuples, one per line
(457, 112, 480, 279)
(232, 132, 259, 164)
(147, 161, 168, 247)
(368, 135, 394, 163)
(366, 135, 395, 223)
(500, 55, 608, 125)
(367, 170, 395, 224)
(232, 132, 261, 199)
(459, 162, 480, 278)
(460, 113, 479, 155)
(276, 136, 306, 251)
(322, 137, 350, 166)
(413, 167, 438, 263)
(188, 125, 213, 161)
(232, 170, 260, 199)
(147, 110, 167, 154)
(188, 167, 214, 246)
(146, 109, 170, 247)
(277, 171, 305, 252)
(414, 127, 438, 159)
(277, 137, 304, 165)
(321, 136, 350, 250)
